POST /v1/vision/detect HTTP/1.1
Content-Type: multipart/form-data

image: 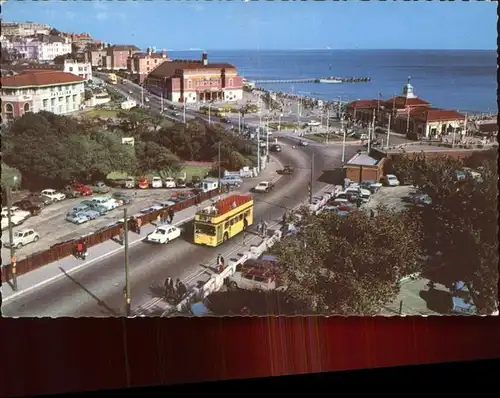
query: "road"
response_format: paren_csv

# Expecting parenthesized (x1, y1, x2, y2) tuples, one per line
(2, 138, 360, 317)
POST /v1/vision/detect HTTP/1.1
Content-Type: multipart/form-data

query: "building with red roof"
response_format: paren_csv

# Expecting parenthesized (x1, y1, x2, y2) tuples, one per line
(346, 78, 467, 139)
(1, 70, 85, 123)
(144, 52, 243, 104)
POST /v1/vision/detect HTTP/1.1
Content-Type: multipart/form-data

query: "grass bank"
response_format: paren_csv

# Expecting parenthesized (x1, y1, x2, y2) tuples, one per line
(106, 164, 210, 184)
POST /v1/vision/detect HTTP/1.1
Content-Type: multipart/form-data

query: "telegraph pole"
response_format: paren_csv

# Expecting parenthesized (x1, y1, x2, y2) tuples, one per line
(208, 103, 212, 124)
(341, 115, 346, 164)
(141, 86, 144, 107)
(257, 124, 261, 172)
(386, 114, 391, 148)
(160, 92, 163, 112)
(309, 152, 315, 204)
(6, 184, 17, 291)
(217, 141, 222, 190)
(266, 119, 270, 163)
(326, 109, 330, 143)
(238, 111, 241, 135)
(368, 109, 375, 154)
(183, 101, 186, 124)
(123, 208, 131, 317)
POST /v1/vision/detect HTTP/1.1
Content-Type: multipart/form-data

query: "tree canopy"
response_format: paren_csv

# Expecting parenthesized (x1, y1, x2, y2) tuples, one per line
(271, 206, 424, 315)
(2, 109, 256, 188)
(392, 150, 499, 314)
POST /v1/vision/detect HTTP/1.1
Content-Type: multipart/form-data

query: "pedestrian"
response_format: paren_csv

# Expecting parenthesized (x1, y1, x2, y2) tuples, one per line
(177, 281, 187, 299)
(164, 276, 173, 299)
(135, 218, 142, 235)
(118, 227, 125, 245)
(168, 208, 175, 224)
(262, 221, 268, 238)
(161, 212, 168, 224)
(174, 278, 181, 299)
(75, 240, 84, 260)
(256, 221, 263, 236)
(82, 240, 88, 259)
(156, 214, 162, 225)
(216, 254, 225, 273)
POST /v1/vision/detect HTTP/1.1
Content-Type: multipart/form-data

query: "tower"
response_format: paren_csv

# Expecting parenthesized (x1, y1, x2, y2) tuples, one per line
(402, 76, 416, 99)
(201, 51, 208, 66)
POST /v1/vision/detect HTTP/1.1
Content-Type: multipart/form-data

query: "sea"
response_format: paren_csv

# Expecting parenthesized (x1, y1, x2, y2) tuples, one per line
(167, 50, 497, 115)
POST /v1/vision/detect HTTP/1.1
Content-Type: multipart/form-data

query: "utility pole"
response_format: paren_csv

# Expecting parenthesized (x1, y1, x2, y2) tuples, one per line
(368, 109, 375, 154)
(406, 107, 410, 136)
(309, 152, 315, 204)
(123, 208, 130, 317)
(160, 92, 163, 112)
(238, 111, 241, 135)
(6, 184, 17, 291)
(257, 124, 261, 172)
(218, 141, 222, 189)
(297, 100, 300, 124)
(141, 86, 144, 107)
(341, 115, 346, 164)
(386, 114, 391, 148)
(266, 119, 270, 163)
(326, 109, 330, 144)
(208, 103, 211, 124)
(183, 101, 186, 124)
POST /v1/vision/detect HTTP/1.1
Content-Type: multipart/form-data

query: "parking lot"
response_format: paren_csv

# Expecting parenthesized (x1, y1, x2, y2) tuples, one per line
(362, 185, 417, 213)
(1, 187, 197, 265)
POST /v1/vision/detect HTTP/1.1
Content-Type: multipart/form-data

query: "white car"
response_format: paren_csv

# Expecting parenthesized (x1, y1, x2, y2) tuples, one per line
(151, 177, 163, 188)
(252, 181, 274, 193)
(146, 225, 181, 244)
(383, 174, 400, 187)
(91, 196, 119, 211)
(164, 177, 176, 188)
(308, 120, 321, 127)
(1, 213, 25, 230)
(41, 189, 66, 201)
(4, 228, 40, 249)
(1, 206, 31, 220)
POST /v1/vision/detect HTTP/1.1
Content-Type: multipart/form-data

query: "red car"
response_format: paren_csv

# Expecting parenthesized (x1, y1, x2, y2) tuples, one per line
(138, 177, 149, 189)
(72, 184, 93, 196)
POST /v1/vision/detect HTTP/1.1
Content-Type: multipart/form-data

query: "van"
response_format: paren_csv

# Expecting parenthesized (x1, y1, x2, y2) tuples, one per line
(220, 174, 243, 187)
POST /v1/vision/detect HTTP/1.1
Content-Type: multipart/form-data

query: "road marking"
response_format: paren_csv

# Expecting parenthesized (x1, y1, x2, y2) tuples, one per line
(3, 165, 286, 304)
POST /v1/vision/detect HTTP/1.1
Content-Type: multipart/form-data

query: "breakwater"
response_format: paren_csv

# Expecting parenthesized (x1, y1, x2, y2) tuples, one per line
(253, 77, 371, 84)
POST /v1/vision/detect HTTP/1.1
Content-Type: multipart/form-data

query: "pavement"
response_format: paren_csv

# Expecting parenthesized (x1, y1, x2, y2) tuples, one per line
(2, 138, 360, 317)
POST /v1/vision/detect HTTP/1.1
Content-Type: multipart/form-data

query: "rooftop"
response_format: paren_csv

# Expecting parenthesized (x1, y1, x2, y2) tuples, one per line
(345, 152, 380, 167)
(197, 195, 252, 218)
(410, 108, 466, 122)
(148, 59, 236, 79)
(1, 71, 84, 87)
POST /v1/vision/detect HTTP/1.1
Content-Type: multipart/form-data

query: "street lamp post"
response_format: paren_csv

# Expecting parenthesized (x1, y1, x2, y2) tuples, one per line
(208, 103, 212, 125)
(341, 115, 346, 164)
(6, 176, 18, 291)
(123, 208, 131, 316)
(183, 101, 186, 124)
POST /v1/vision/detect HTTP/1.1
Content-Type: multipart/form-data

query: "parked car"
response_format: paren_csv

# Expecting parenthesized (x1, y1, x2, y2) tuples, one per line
(91, 196, 119, 211)
(146, 225, 181, 244)
(13, 200, 43, 216)
(140, 205, 164, 214)
(383, 174, 400, 187)
(299, 140, 308, 147)
(65, 212, 90, 224)
(307, 120, 321, 127)
(72, 184, 93, 196)
(81, 200, 108, 215)
(62, 185, 81, 199)
(220, 175, 243, 188)
(124, 177, 135, 189)
(270, 144, 282, 152)
(151, 177, 163, 188)
(1, 213, 26, 230)
(82, 209, 101, 220)
(409, 192, 433, 206)
(176, 176, 187, 188)
(359, 181, 383, 194)
(2, 206, 31, 219)
(227, 259, 285, 292)
(90, 181, 110, 194)
(71, 205, 90, 213)
(157, 200, 176, 208)
(164, 177, 176, 188)
(41, 189, 66, 201)
(26, 193, 53, 206)
(3, 228, 40, 249)
(112, 191, 134, 204)
(138, 177, 149, 189)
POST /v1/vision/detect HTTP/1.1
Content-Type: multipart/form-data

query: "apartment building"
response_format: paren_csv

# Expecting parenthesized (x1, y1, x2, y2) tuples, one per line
(1, 21, 51, 37)
(1, 71, 85, 123)
(7, 35, 72, 61)
(63, 59, 92, 81)
(128, 49, 169, 83)
(87, 45, 140, 70)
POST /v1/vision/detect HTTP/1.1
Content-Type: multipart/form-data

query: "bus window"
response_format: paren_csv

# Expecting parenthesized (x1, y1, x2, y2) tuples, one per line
(195, 224, 216, 236)
(224, 222, 229, 229)
(238, 214, 243, 221)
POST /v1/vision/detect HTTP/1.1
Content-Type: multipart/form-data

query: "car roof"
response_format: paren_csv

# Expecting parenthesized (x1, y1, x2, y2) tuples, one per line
(16, 229, 34, 234)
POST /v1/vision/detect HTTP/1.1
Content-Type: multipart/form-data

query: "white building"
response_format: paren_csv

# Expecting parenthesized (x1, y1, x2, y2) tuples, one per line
(63, 59, 92, 81)
(1, 71, 85, 123)
(8, 36, 72, 61)
(1, 22, 51, 37)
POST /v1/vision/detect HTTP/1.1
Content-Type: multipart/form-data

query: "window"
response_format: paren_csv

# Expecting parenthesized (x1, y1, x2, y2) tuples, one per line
(69, 67, 73, 72)
(23, 103, 30, 113)
(4, 103, 14, 119)
(43, 99, 48, 108)
(66, 96, 70, 104)
(72, 94, 77, 103)
(228, 78, 233, 87)
(58, 85, 62, 92)
(51, 98, 55, 106)
(59, 97, 63, 102)
(187, 80, 192, 89)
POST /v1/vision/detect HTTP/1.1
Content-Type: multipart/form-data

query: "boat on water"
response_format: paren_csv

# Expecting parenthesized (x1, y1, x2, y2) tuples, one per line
(319, 77, 343, 84)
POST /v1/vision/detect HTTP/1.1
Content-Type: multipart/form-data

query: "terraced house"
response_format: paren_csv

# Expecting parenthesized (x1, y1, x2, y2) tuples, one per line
(1, 71, 85, 123)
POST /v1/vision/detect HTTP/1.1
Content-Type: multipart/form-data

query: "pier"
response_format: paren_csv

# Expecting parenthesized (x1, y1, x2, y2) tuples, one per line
(252, 77, 371, 85)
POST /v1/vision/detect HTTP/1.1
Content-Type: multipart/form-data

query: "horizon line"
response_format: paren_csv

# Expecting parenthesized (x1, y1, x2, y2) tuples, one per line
(164, 48, 495, 52)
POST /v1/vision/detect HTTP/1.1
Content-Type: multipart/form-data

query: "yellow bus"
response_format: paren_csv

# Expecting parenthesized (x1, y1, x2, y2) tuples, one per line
(199, 106, 226, 117)
(194, 194, 254, 247)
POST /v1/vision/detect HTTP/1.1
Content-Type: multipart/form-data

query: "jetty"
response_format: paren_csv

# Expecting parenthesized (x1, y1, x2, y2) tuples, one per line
(252, 77, 371, 85)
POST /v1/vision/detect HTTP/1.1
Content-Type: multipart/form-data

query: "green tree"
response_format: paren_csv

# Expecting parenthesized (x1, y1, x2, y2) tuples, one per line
(272, 207, 424, 315)
(1, 163, 22, 189)
(393, 153, 499, 313)
(135, 141, 181, 176)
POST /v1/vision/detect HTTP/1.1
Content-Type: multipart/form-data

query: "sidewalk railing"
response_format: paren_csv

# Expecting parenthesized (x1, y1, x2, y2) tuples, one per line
(1, 189, 220, 283)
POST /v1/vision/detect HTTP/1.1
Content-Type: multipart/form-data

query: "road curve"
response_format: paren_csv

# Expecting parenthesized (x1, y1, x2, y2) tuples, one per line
(3, 141, 343, 317)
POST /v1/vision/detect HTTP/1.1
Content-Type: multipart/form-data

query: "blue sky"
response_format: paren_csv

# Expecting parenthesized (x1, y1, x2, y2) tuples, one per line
(3, 0, 496, 51)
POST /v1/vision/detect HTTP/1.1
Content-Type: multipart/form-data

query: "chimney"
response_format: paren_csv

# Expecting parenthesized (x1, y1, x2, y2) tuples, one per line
(202, 52, 208, 66)
(161, 49, 167, 58)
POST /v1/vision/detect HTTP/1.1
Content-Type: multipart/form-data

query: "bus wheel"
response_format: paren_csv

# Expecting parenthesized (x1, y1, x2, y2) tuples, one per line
(223, 232, 229, 242)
